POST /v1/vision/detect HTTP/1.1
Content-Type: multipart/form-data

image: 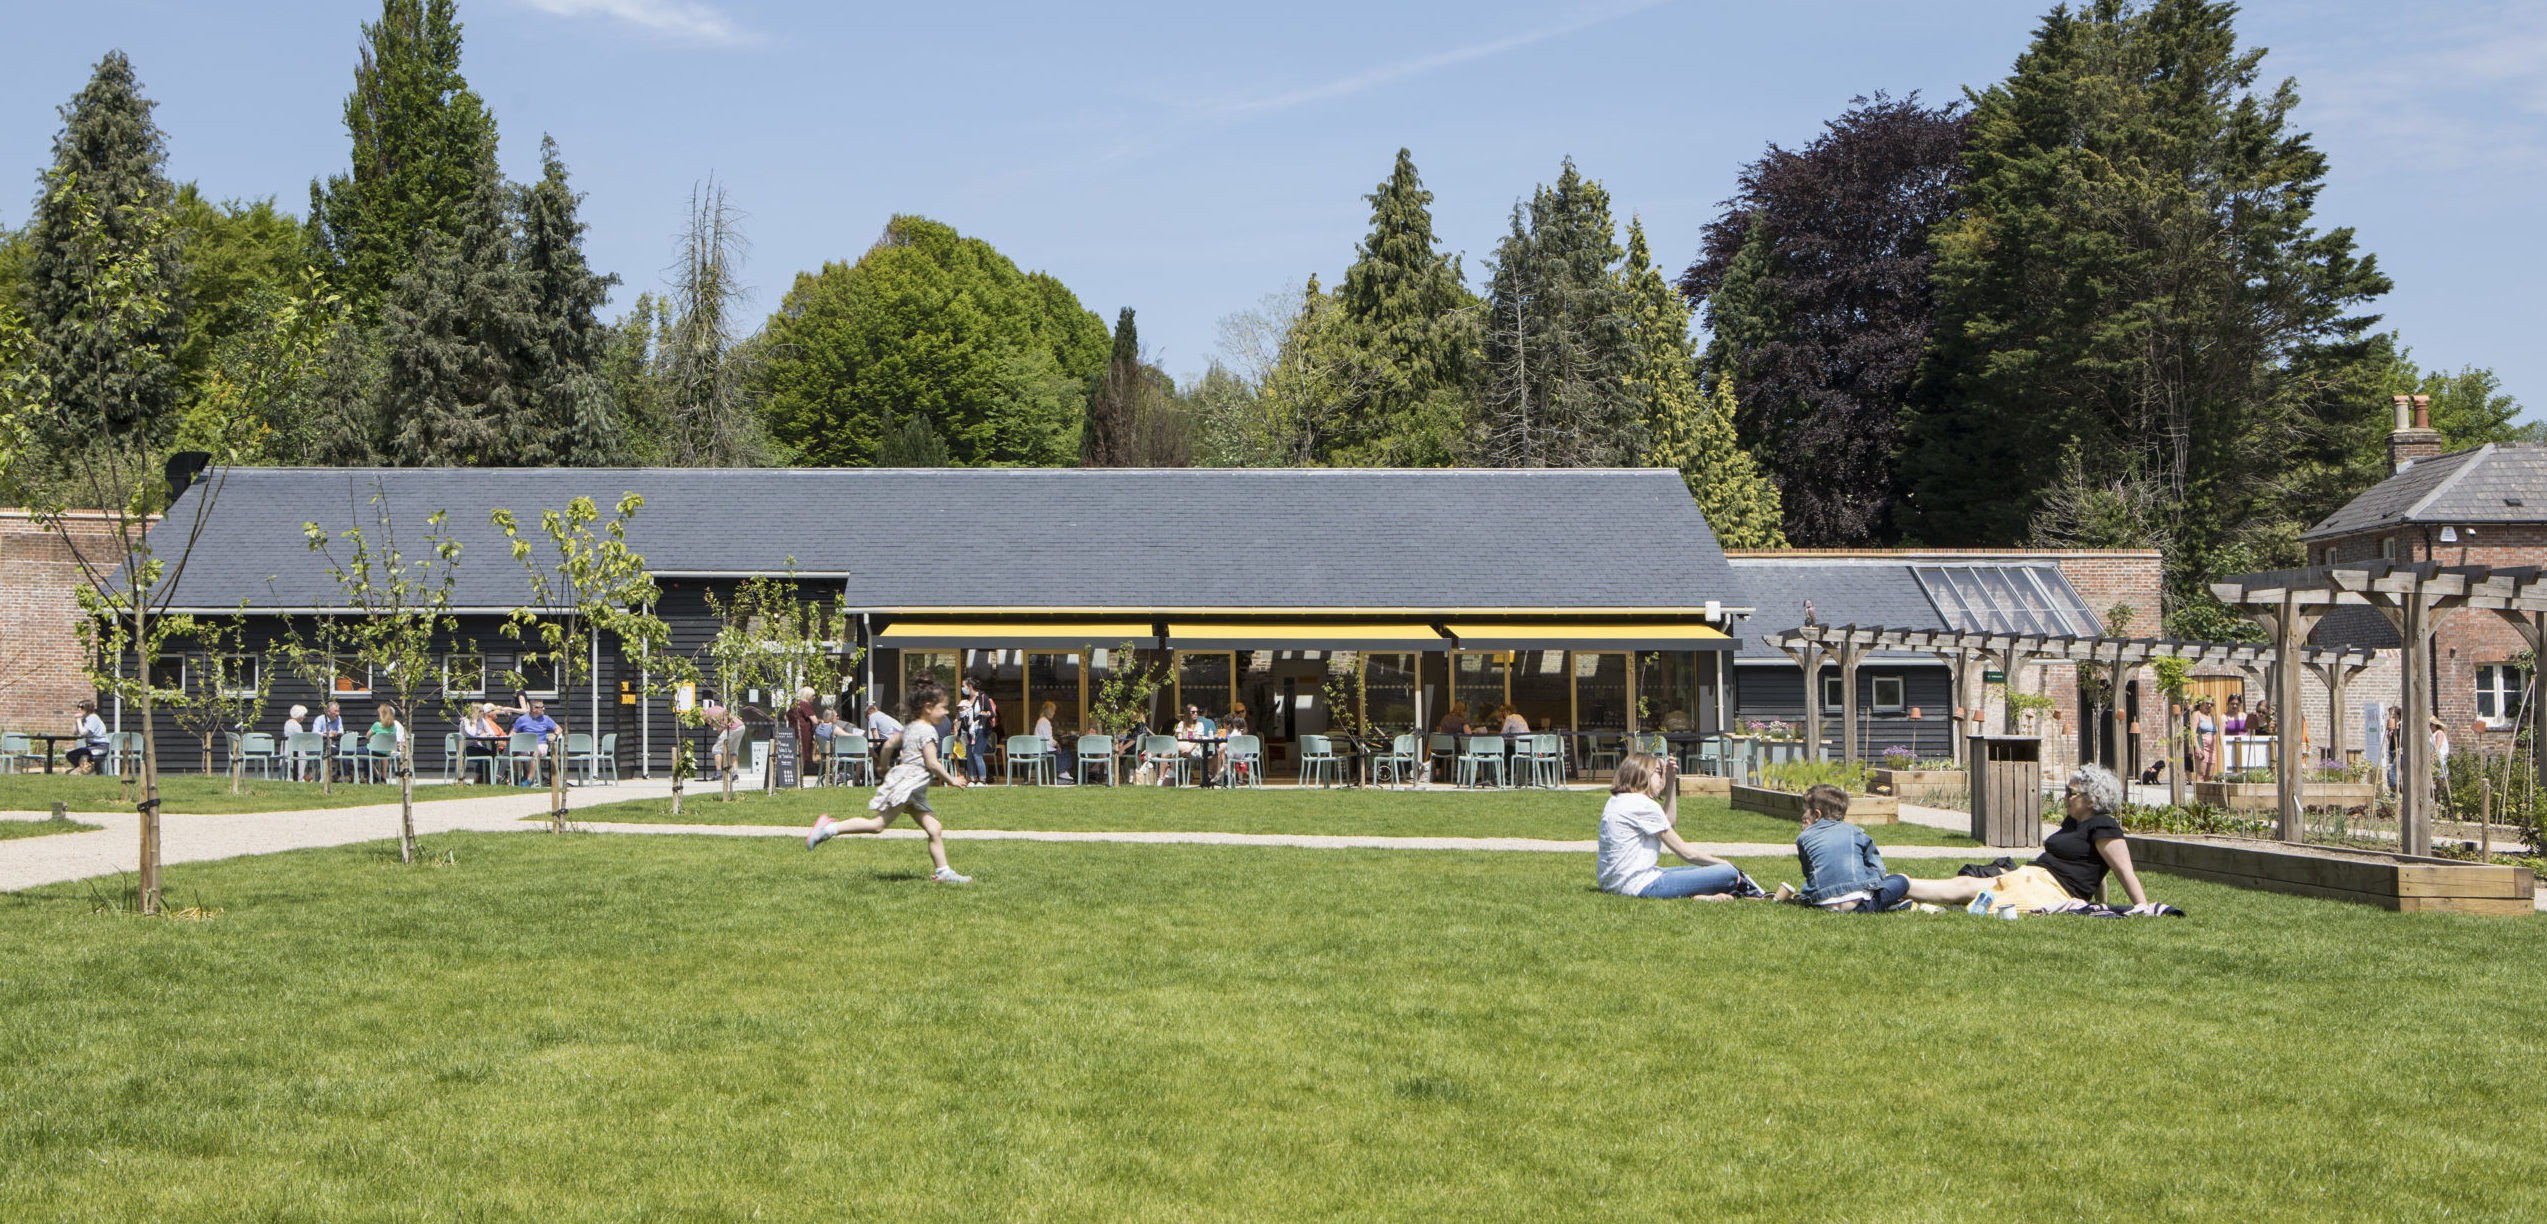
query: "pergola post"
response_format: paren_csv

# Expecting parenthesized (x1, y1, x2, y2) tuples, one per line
(1838, 632, 1865, 768)
(1776, 639, 1829, 765)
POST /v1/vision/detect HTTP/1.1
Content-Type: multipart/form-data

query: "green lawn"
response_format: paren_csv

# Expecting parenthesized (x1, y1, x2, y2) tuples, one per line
(0, 774, 476, 815)
(0, 815, 100, 840)
(1, 832, 2539, 1220)
(563, 784, 1984, 846)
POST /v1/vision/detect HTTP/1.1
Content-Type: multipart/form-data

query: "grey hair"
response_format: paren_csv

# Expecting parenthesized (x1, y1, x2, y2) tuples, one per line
(2068, 764, 2125, 816)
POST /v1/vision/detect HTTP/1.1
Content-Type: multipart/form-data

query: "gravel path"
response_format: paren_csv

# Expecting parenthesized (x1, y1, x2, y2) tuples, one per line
(0, 782, 2035, 894)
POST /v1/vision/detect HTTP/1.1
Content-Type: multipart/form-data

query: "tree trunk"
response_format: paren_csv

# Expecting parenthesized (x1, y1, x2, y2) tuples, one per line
(398, 733, 416, 863)
(671, 774, 684, 817)
(135, 611, 161, 917)
(231, 746, 244, 796)
(550, 705, 569, 834)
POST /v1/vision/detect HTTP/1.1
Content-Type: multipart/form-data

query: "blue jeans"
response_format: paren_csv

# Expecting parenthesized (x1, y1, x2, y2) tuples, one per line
(962, 731, 991, 781)
(1639, 864, 1745, 898)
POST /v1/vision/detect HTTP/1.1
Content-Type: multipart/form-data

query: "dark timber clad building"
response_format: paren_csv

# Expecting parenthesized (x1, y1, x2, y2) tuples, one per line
(136, 466, 1752, 778)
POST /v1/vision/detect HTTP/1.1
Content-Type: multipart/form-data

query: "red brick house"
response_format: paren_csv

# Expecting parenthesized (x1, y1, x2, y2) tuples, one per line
(2304, 397, 2547, 754)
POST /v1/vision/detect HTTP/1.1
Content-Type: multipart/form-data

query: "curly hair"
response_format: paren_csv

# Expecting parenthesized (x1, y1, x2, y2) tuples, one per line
(2068, 764, 2125, 816)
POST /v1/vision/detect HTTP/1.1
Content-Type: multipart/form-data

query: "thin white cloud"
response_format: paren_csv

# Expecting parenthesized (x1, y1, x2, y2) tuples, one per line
(2279, 1, 2547, 176)
(1215, 0, 1671, 117)
(515, 0, 755, 46)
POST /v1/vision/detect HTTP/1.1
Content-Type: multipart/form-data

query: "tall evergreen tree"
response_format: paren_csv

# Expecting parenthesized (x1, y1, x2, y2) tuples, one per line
(516, 136, 621, 465)
(377, 147, 531, 466)
(1083, 307, 1141, 466)
(25, 51, 185, 442)
(1625, 220, 1784, 547)
(1319, 149, 1476, 466)
(1681, 93, 1968, 545)
(1472, 159, 1643, 468)
(308, 0, 499, 322)
(1904, 0, 2389, 597)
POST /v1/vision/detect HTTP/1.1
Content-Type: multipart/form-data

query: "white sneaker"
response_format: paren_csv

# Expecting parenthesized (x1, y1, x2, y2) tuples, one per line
(931, 866, 972, 884)
(806, 816, 836, 850)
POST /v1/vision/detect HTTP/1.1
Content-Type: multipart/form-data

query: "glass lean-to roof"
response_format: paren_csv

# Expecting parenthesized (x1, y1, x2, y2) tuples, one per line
(1911, 565, 2103, 636)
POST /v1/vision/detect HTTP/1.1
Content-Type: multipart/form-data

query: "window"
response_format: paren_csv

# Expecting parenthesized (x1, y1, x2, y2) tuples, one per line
(145, 656, 185, 697)
(2476, 664, 2526, 730)
(2379, 535, 2397, 561)
(330, 656, 371, 697)
(516, 656, 560, 700)
(214, 654, 262, 699)
(443, 652, 486, 698)
(1872, 675, 1906, 714)
(1823, 674, 1844, 709)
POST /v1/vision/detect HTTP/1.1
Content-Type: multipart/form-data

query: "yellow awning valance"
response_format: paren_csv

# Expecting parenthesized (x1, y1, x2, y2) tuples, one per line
(872, 621, 1156, 650)
(1164, 622, 1448, 651)
(1444, 623, 1735, 651)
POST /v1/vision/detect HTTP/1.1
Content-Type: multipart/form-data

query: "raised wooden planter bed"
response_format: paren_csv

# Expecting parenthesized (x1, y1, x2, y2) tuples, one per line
(1871, 768, 1964, 802)
(1677, 775, 1731, 799)
(2128, 834, 2535, 915)
(2188, 781, 2377, 812)
(1729, 784, 1897, 824)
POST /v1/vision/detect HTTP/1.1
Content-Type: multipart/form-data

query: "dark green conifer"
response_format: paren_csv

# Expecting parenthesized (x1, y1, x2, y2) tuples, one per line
(516, 136, 622, 465)
(378, 147, 531, 466)
(1320, 149, 1476, 466)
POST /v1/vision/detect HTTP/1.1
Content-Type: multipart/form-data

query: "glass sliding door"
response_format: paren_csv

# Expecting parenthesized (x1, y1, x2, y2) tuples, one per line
(1174, 652, 1235, 723)
(1574, 653, 1629, 732)
(1025, 651, 1084, 740)
(1453, 652, 1509, 726)
(1638, 651, 1700, 732)
(900, 651, 957, 715)
(963, 649, 1023, 735)
(1510, 649, 1570, 731)
(1363, 653, 1419, 732)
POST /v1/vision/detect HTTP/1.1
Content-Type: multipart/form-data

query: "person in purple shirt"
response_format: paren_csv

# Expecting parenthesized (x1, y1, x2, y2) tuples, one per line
(510, 696, 561, 786)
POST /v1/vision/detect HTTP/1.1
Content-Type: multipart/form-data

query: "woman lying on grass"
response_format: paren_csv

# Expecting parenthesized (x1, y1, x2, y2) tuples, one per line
(1597, 753, 1766, 900)
(1776, 783, 1913, 912)
(806, 682, 972, 884)
(1907, 764, 2155, 911)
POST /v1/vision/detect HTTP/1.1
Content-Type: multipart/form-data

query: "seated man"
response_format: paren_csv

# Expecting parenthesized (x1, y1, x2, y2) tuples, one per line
(509, 696, 561, 786)
(1779, 783, 1910, 912)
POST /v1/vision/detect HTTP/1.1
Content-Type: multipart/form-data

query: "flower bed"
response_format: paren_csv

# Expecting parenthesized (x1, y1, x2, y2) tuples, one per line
(2127, 833, 2536, 915)
(1871, 767, 1965, 802)
(1729, 784, 1898, 825)
(2189, 780, 2376, 813)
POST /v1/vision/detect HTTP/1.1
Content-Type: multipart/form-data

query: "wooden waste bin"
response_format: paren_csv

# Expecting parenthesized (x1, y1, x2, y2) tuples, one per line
(1969, 735, 2042, 847)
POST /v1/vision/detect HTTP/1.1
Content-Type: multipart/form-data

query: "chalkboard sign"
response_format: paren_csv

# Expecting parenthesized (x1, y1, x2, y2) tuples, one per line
(770, 730, 800, 789)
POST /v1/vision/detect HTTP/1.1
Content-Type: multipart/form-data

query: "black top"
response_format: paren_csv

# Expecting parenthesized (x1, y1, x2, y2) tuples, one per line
(2033, 812, 2126, 899)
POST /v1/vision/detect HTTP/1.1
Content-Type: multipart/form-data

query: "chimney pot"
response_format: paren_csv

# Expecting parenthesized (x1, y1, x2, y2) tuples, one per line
(2394, 394, 2412, 431)
(2413, 394, 2432, 430)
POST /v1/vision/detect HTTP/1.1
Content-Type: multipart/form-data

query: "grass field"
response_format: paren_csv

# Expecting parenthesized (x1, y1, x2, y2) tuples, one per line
(564, 784, 1985, 846)
(3, 831, 2541, 1220)
(0, 775, 474, 815)
(0, 815, 101, 841)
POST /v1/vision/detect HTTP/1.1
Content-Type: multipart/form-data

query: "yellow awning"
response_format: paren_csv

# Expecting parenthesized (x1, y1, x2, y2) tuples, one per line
(872, 621, 1156, 650)
(1165, 622, 1448, 651)
(1445, 623, 1734, 651)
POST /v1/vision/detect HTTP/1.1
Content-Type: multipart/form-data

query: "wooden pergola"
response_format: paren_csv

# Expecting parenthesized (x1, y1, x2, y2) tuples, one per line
(2213, 561, 2547, 857)
(1766, 623, 2374, 817)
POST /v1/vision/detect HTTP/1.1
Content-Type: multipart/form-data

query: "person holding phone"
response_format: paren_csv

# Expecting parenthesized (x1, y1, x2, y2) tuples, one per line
(1596, 752, 1764, 900)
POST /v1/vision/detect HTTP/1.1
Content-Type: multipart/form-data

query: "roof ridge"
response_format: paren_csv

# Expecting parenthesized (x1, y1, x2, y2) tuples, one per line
(2399, 443, 2494, 523)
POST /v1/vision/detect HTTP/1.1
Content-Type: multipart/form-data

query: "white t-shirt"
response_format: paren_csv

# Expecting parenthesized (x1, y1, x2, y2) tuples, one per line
(1597, 792, 1675, 896)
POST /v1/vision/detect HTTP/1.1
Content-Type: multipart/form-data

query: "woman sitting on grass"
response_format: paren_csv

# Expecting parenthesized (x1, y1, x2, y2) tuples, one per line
(1906, 765, 2156, 911)
(806, 682, 972, 884)
(1776, 783, 1912, 912)
(1597, 752, 1764, 900)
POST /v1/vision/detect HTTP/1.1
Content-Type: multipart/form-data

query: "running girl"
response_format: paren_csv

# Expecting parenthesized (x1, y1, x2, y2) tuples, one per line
(806, 683, 972, 883)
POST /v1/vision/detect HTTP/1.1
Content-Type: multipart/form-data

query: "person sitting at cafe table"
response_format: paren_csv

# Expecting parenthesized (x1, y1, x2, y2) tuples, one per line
(1174, 704, 1216, 769)
(460, 701, 507, 782)
(1498, 705, 1530, 735)
(1436, 701, 1471, 736)
(509, 695, 561, 785)
(66, 698, 109, 775)
(1215, 711, 1253, 784)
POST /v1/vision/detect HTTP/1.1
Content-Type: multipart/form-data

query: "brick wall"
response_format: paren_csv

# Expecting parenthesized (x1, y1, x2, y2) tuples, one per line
(0, 511, 129, 733)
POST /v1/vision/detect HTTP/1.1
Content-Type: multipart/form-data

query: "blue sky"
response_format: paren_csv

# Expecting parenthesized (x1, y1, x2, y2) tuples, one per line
(6, 0, 2542, 414)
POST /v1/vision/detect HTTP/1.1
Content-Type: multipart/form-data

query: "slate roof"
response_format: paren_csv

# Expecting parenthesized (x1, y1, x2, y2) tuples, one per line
(2306, 444, 2547, 541)
(145, 466, 1747, 614)
(1725, 557, 2097, 661)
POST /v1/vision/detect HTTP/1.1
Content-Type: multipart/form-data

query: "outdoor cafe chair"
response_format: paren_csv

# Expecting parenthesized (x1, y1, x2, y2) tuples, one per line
(233, 731, 279, 779)
(1224, 734, 1265, 787)
(504, 731, 543, 786)
(564, 732, 596, 784)
(1427, 732, 1458, 784)
(1075, 734, 1115, 785)
(1139, 734, 1186, 786)
(365, 730, 401, 783)
(1514, 733, 1565, 788)
(1296, 734, 1342, 787)
(1631, 732, 1669, 760)
(1005, 734, 1053, 785)
(284, 731, 327, 782)
(1458, 735, 1507, 788)
(0, 732, 34, 774)
(1372, 732, 1422, 787)
(336, 731, 367, 783)
(830, 732, 874, 786)
(567, 732, 618, 784)
(442, 732, 464, 782)
(1584, 733, 1623, 776)
(108, 731, 145, 777)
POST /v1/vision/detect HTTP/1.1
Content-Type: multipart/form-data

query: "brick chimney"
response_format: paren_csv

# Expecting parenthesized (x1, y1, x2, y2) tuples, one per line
(2389, 393, 2441, 473)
